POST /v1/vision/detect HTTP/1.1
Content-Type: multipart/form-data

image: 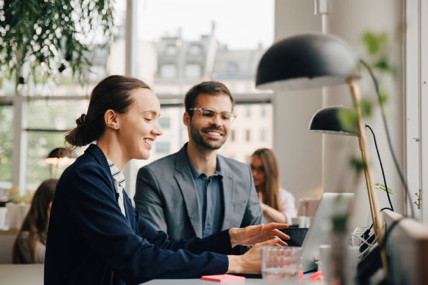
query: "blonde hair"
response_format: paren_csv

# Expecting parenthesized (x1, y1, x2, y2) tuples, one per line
(251, 148, 281, 211)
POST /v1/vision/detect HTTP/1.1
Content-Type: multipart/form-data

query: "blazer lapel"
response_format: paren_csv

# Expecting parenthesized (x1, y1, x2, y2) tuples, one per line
(174, 145, 202, 237)
(219, 156, 235, 231)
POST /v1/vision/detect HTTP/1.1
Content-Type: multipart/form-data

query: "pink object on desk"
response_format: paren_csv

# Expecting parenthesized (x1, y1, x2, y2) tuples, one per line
(201, 274, 246, 282)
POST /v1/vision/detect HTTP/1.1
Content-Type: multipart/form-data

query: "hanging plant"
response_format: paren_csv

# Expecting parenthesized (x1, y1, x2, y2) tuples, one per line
(0, 0, 115, 87)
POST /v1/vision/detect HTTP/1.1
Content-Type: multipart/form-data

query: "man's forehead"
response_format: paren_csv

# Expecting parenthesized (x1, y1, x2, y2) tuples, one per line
(195, 93, 233, 108)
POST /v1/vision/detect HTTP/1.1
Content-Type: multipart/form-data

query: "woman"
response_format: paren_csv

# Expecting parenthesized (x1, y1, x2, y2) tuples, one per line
(12, 178, 58, 264)
(250, 148, 297, 224)
(45, 75, 289, 285)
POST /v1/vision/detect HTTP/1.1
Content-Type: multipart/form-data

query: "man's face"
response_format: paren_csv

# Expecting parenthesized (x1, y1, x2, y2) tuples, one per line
(184, 93, 233, 150)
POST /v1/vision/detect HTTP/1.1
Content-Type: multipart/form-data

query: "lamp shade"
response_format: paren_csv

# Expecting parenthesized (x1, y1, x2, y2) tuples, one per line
(256, 33, 360, 91)
(309, 106, 359, 136)
(45, 147, 77, 165)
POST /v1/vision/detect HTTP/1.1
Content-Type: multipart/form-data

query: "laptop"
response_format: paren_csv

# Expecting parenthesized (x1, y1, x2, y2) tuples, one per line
(300, 192, 355, 272)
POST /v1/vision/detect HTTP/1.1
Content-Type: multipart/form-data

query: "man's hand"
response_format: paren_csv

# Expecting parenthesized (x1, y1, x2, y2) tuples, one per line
(229, 223, 290, 248)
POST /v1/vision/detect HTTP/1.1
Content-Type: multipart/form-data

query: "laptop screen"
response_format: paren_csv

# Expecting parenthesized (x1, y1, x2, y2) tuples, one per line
(300, 192, 355, 272)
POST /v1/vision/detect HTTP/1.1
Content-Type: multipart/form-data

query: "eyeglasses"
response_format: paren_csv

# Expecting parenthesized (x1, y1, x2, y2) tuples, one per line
(250, 165, 264, 173)
(188, 108, 237, 124)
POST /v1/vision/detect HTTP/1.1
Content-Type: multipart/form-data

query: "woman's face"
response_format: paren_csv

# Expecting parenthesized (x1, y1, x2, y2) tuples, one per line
(117, 88, 163, 161)
(250, 155, 265, 189)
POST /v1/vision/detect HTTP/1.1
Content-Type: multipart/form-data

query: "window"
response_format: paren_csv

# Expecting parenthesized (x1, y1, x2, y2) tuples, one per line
(245, 106, 251, 117)
(185, 64, 202, 78)
(156, 142, 170, 154)
(189, 44, 202, 55)
(227, 61, 239, 74)
(26, 99, 88, 187)
(160, 64, 177, 78)
(0, 104, 13, 187)
(246, 130, 251, 142)
(159, 117, 171, 129)
(261, 105, 266, 118)
(261, 129, 266, 142)
(4, 0, 274, 197)
(166, 45, 177, 55)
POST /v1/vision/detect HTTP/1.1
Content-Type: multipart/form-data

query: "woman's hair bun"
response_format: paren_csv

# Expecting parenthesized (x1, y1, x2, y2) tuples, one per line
(76, 113, 87, 126)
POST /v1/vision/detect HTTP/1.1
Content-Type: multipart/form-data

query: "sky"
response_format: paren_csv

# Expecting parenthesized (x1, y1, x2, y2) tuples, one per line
(116, 0, 274, 50)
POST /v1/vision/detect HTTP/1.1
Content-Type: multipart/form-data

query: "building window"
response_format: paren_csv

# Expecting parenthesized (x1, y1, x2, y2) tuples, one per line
(261, 105, 266, 118)
(0, 105, 13, 187)
(245, 105, 251, 117)
(156, 142, 170, 154)
(159, 117, 171, 129)
(246, 129, 251, 142)
(166, 45, 177, 55)
(231, 130, 235, 142)
(160, 64, 177, 78)
(189, 44, 202, 55)
(260, 129, 266, 142)
(185, 64, 201, 78)
(227, 61, 239, 74)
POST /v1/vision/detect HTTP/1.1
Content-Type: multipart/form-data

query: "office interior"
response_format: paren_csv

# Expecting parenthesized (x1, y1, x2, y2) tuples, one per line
(0, 0, 427, 284)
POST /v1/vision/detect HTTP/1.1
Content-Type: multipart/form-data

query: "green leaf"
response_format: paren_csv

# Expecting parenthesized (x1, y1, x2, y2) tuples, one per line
(379, 91, 388, 105)
(360, 99, 373, 117)
(350, 156, 366, 174)
(374, 183, 394, 194)
(338, 108, 358, 134)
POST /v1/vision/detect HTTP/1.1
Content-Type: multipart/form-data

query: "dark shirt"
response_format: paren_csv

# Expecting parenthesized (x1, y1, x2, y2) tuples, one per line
(188, 158, 224, 238)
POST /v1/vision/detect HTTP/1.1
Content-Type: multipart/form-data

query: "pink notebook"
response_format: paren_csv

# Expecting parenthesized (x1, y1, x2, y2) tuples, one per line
(201, 274, 246, 282)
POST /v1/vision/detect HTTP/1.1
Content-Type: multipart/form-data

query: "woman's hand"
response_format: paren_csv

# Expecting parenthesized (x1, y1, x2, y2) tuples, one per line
(229, 223, 290, 248)
(227, 238, 281, 274)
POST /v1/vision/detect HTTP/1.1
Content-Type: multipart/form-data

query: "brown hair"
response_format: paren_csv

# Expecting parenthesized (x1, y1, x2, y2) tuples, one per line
(12, 179, 58, 263)
(184, 81, 235, 118)
(65, 75, 151, 147)
(251, 148, 281, 211)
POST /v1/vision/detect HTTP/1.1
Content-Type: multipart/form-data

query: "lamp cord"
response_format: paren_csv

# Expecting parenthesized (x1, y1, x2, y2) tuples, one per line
(360, 59, 415, 219)
(366, 124, 394, 211)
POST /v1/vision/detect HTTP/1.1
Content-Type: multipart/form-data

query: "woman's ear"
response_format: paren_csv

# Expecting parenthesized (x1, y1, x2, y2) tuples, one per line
(104, 109, 120, 130)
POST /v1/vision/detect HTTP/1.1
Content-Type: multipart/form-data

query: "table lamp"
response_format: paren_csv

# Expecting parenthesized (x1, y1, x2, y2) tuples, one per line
(45, 147, 76, 177)
(255, 33, 387, 273)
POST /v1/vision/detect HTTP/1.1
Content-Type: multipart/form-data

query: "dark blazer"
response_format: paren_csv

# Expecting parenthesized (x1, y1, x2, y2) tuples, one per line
(134, 143, 263, 240)
(45, 144, 232, 285)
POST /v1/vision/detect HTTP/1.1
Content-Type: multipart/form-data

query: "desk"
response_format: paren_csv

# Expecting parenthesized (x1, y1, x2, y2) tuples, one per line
(0, 264, 44, 284)
(145, 278, 262, 285)
(145, 275, 322, 284)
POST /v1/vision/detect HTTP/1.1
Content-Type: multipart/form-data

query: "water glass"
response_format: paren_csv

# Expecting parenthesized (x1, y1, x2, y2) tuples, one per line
(260, 246, 302, 283)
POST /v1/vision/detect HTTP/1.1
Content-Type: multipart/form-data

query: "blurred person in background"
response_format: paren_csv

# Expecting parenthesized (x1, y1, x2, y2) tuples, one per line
(250, 148, 297, 224)
(12, 179, 58, 263)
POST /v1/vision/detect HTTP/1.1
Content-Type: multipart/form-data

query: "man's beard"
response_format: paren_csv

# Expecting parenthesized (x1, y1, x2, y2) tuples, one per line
(189, 124, 227, 150)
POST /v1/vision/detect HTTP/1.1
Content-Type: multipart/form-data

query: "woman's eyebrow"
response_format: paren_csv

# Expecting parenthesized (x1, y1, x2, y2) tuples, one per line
(142, 110, 161, 117)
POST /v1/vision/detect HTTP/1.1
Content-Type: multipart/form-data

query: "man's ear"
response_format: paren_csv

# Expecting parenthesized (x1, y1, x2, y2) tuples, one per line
(183, 112, 190, 127)
(104, 109, 119, 130)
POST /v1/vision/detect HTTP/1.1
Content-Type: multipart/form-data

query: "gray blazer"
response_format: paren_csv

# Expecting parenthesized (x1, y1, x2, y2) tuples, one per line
(134, 144, 263, 240)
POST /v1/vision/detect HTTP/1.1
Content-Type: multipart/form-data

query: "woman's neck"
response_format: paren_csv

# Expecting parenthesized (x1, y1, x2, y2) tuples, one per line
(97, 134, 128, 171)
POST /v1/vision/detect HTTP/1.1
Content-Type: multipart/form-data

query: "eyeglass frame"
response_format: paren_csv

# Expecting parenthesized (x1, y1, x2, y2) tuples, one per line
(188, 108, 237, 124)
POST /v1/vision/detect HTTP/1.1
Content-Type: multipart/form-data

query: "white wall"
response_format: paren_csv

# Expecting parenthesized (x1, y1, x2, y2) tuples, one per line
(273, 0, 405, 227)
(273, 0, 324, 207)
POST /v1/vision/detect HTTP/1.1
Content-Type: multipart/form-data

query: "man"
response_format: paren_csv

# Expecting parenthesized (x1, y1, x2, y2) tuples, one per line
(134, 81, 263, 240)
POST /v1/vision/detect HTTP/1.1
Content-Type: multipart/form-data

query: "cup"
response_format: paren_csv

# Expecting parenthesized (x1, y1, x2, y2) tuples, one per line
(291, 216, 307, 228)
(261, 246, 302, 283)
(318, 244, 331, 282)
